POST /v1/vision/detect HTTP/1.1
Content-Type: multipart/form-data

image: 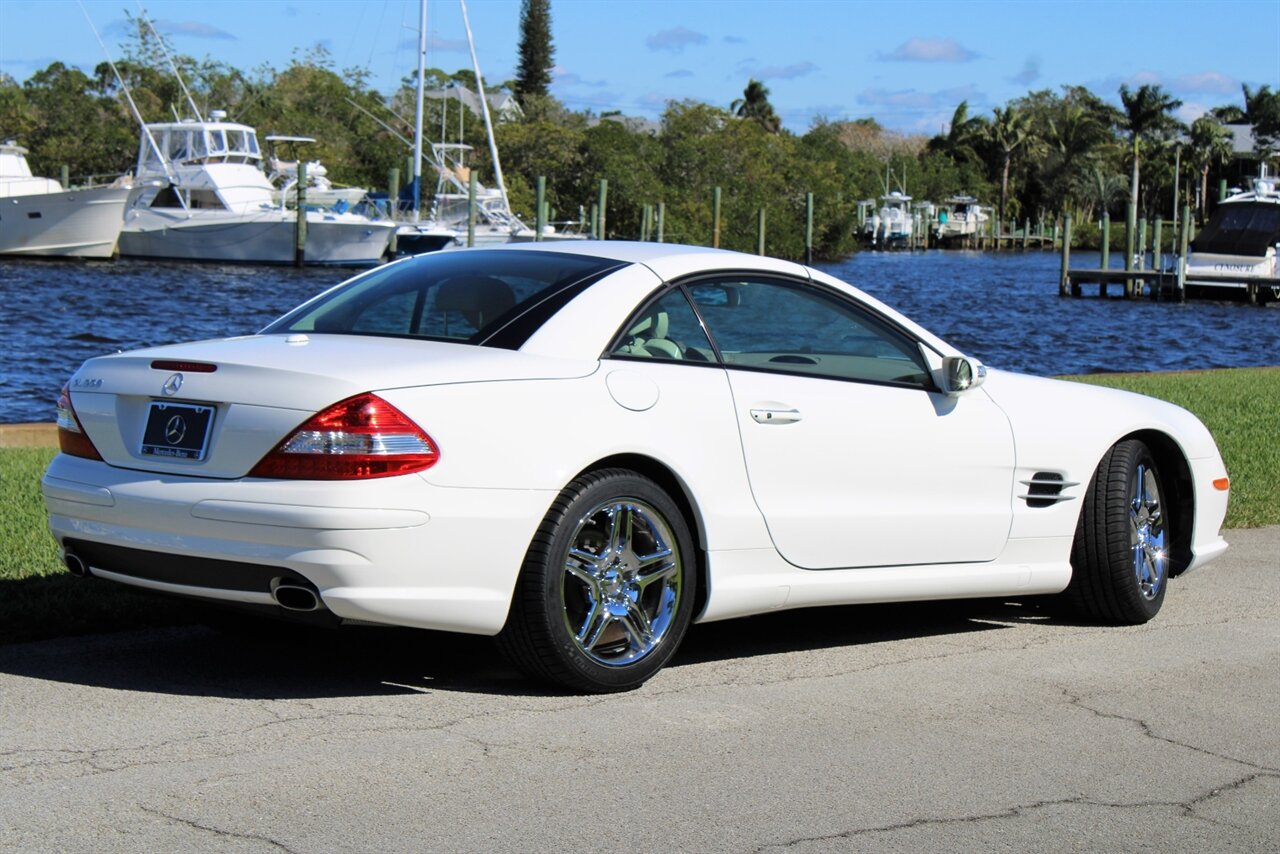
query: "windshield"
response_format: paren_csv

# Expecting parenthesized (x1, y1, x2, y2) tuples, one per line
(263, 250, 622, 348)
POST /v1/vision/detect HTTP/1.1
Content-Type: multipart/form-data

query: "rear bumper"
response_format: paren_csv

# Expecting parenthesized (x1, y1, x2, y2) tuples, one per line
(42, 454, 555, 635)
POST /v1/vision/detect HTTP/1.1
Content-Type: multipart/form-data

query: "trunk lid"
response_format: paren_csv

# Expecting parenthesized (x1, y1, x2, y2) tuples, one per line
(67, 333, 595, 478)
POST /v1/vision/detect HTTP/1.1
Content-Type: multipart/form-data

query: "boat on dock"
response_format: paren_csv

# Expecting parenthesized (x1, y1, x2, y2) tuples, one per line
(934, 195, 989, 244)
(861, 191, 916, 247)
(119, 114, 395, 266)
(1182, 168, 1280, 304)
(0, 141, 133, 259)
(266, 136, 370, 210)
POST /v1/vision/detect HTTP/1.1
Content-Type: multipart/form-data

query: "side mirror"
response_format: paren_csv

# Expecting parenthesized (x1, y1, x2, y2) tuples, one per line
(941, 356, 986, 395)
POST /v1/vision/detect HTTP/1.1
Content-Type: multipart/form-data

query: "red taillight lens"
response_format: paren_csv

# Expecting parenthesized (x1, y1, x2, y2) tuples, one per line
(248, 393, 439, 480)
(56, 384, 102, 461)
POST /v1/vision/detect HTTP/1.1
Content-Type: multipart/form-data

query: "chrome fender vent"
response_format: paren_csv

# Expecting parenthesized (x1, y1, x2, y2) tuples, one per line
(1020, 472, 1079, 508)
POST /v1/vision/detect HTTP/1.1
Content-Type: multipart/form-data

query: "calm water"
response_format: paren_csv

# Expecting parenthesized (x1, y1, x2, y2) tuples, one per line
(1, 250, 1276, 423)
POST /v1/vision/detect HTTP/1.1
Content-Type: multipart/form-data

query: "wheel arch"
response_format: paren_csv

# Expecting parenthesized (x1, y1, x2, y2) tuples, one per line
(570, 453, 710, 620)
(1117, 429, 1195, 578)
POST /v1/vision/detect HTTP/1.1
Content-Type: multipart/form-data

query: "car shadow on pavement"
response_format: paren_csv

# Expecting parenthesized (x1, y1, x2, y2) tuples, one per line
(0, 597, 1054, 700)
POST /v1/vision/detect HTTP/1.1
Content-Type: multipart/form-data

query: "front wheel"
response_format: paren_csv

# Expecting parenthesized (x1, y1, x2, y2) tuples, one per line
(1065, 439, 1171, 624)
(498, 469, 696, 693)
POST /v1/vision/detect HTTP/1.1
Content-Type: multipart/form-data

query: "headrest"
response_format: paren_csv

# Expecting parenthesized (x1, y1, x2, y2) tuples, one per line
(436, 276, 516, 328)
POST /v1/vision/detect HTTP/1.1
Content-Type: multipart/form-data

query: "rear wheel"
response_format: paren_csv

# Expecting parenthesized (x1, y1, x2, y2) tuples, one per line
(498, 469, 695, 693)
(1066, 439, 1170, 624)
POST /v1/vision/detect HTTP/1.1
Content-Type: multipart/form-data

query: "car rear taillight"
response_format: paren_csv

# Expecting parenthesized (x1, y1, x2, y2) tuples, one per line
(56, 384, 102, 461)
(248, 393, 439, 480)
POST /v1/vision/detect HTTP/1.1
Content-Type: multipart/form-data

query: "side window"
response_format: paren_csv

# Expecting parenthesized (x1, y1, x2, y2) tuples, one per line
(610, 288, 717, 363)
(688, 279, 932, 388)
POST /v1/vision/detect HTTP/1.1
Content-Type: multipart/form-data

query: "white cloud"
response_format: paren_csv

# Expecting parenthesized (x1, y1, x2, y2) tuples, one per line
(152, 19, 236, 40)
(665, 69, 694, 79)
(878, 38, 977, 63)
(1009, 56, 1040, 86)
(646, 27, 708, 53)
(755, 62, 817, 80)
(1173, 71, 1238, 95)
(553, 68, 608, 88)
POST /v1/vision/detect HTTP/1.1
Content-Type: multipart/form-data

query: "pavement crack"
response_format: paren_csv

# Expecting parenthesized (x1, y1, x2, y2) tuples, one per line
(1058, 687, 1280, 774)
(137, 804, 300, 852)
(754, 772, 1280, 850)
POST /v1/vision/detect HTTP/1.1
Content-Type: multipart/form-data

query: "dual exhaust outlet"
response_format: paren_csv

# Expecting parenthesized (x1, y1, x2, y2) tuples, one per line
(62, 550, 324, 613)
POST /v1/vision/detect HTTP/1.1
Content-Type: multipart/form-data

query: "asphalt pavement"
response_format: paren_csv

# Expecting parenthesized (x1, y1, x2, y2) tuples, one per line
(2, 526, 1277, 852)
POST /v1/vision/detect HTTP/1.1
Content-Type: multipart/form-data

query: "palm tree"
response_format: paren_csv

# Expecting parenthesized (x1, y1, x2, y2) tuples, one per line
(927, 100, 987, 164)
(731, 79, 781, 133)
(1187, 117, 1234, 214)
(988, 105, 1029, 228)
(1072, 161, 1126, 222)
(1241, 84, 1280, 159)
(1118, 84, 1181, 254)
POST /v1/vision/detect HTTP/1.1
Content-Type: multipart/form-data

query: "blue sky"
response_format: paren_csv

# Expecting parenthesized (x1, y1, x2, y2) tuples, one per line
(2, 0, 1277, 133)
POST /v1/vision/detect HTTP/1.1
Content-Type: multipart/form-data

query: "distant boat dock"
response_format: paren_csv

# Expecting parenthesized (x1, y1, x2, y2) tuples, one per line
(1058, 206, 1279, 306)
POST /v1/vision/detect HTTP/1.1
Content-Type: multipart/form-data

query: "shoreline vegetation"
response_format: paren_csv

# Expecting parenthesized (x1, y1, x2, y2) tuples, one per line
(3, 26, 1276, 262)
(2, 366, 1275, 646)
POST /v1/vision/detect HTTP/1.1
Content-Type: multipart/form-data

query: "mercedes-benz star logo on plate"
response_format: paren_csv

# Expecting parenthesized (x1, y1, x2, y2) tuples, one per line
(164, 415, 187, 445)
(162, 373, 183, 396)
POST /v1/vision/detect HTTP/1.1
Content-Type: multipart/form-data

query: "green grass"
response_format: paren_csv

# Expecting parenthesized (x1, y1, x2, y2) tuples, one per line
(1067, 367, 1280, 529)
(1, 447, 184, 645)
(2, 366, 1276, 644)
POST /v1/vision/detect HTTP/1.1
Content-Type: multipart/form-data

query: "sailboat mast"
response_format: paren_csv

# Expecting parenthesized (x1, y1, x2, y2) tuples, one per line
(459, 0, 510, 216)
(412, 0, 427, 221)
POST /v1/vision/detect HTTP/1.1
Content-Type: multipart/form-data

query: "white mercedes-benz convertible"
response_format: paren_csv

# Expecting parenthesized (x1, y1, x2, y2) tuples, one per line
(44, 243, 1230, 692)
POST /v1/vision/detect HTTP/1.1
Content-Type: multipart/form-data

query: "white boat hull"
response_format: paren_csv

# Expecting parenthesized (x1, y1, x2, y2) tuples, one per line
(0, 185, 132, 259)
(120, 209, 395, 265)
(1184, 250, 1277, 286)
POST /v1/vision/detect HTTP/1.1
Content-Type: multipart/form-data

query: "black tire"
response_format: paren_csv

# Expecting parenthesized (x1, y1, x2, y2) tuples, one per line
(497, 469, 696, 693)
(1065, 439, 1170, 624)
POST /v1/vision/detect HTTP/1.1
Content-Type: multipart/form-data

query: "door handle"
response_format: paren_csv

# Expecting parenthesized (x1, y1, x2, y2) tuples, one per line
(749, 407, 802, 424)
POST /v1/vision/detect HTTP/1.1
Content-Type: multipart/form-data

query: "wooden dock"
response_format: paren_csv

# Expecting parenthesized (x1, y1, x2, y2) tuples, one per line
(1060, 267, 1280, 303)
(1056, 209, 1279, 305)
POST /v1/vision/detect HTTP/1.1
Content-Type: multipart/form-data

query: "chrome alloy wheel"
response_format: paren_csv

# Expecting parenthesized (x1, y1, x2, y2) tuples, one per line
(1130, 462, 1167, 601)
(560, 499, 682, 667)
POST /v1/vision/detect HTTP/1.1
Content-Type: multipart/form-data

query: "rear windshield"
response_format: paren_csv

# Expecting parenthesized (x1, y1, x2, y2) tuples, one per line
(263, 250, 622, 348)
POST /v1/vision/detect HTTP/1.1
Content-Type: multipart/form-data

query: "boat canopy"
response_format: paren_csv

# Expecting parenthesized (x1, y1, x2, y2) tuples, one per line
(1192, 201, 1280, 257)
(137, 121, 262, 176)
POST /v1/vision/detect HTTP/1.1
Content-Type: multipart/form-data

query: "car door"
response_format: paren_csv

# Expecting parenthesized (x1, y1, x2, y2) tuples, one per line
(686, 276, 1015, 570)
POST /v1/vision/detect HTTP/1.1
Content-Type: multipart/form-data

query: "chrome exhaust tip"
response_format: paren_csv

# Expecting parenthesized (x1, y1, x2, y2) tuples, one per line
(271, 580, 323, 612)
(64, 552, 88, 577)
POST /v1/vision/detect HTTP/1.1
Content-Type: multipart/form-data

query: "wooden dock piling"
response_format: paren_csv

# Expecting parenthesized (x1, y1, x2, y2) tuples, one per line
(535, 176, 546, 241)
(1059, 214, 1072, 297)
(597, 179, 608, 240)
(467, 172, 477, 248)
(293, 161, 307, 267)
(712, 187, 722, 249)
(805, 192, 814, 264)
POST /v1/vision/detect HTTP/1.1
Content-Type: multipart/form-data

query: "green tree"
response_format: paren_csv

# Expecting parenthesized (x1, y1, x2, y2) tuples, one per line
(1118, 83, 1181, 240)
(988, 105, 1030, 227)
(1187, 116, 1233, 215)
(927, 101, 987, 165)
(731, 79, 781, 133)
(1241, 84, 1280, 160)
(515, 0, 554, 102)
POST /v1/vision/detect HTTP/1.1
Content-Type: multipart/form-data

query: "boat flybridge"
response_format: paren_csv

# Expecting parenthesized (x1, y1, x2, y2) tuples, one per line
(119, 112, 394, 265)
(1183, 167, 1280, 303)
(0, 141, 134, 259)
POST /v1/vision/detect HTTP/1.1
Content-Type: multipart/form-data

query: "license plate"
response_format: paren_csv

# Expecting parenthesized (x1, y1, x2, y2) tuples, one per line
(140, 402, 215, 460)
